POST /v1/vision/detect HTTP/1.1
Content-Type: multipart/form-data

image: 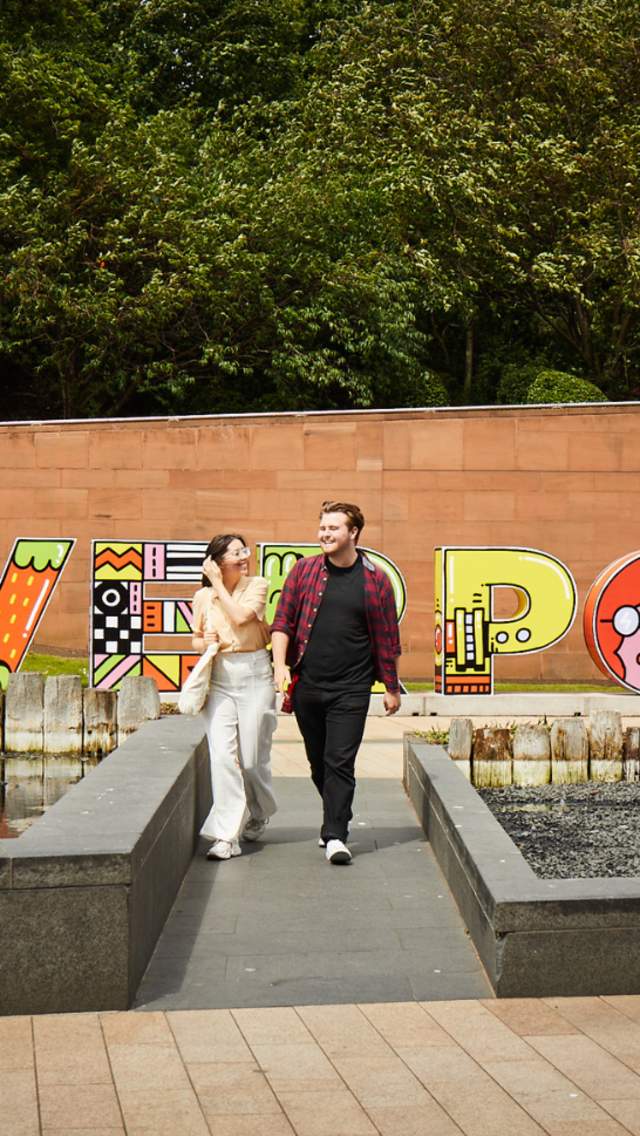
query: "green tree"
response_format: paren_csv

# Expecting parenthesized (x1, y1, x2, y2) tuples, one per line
(526, 370, 607, 404)
(2, 0, 639, 418)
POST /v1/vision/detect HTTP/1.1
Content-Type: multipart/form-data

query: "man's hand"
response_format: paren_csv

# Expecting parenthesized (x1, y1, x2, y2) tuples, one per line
(383, 690, 401, 716)
(274, 663, 291, 694)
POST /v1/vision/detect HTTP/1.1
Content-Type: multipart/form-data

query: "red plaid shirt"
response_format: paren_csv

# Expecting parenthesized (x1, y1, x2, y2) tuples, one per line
(271, 552, 401, 692)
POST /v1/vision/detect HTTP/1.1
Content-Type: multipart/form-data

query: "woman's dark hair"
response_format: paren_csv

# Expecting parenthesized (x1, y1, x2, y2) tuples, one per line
(201, 534, 246, 586)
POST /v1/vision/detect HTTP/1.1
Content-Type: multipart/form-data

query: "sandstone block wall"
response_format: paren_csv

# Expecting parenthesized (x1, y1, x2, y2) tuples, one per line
(0, 403, 639, 682)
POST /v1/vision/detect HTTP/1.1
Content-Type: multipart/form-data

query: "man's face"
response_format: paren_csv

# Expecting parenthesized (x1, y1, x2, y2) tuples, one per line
(318, 512, 357, 556)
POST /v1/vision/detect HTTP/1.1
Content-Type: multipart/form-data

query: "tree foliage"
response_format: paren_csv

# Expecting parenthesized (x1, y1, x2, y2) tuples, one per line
(1, 0, 639, 418)
(526, 369, 607, 404)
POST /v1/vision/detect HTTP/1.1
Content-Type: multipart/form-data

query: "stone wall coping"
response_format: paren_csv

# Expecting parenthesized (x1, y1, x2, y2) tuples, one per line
(0, 715, 205, 888)
(1, 401, 639, 430)
(407, 739, 640, 925)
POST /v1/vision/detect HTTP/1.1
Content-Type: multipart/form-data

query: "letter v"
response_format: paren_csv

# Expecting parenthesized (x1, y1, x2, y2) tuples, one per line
(0, 538, 75, 689)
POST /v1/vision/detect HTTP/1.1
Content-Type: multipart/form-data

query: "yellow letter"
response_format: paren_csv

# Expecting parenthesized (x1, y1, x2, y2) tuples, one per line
(434, 547, 576, 695)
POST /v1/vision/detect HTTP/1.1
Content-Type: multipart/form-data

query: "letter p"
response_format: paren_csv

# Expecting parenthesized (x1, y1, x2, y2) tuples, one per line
(434, 547, 577, 695)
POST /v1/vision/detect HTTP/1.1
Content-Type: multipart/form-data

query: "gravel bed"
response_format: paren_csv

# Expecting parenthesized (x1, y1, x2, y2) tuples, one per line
(478, 781, 640, 878)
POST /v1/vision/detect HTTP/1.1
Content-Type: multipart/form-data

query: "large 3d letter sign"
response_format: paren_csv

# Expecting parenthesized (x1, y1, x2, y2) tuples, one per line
(91, 540, 207, 690)
(6, 531, 640, 697)
(583, 552, 640, 693)
(0, 538, 75, 689)
(434, 547, 577, 695)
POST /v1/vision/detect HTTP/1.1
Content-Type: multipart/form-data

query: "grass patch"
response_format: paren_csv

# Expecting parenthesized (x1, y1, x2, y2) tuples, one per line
(413, 727, 450, 744)
(404, 680, 622, 694)
(16, 658, 625, 698)
(21, 653, 89, 685)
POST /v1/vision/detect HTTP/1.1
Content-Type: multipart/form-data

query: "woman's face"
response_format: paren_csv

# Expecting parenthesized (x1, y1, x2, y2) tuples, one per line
(219, 538, 251, 579)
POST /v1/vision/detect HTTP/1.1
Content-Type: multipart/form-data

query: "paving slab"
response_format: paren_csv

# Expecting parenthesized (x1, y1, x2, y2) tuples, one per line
(6, 999, 640, 1135)
(134, 775, 491, 1010)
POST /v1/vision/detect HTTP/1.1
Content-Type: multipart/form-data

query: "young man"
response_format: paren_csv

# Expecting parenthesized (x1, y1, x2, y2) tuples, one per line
(271, 501, 401, 865)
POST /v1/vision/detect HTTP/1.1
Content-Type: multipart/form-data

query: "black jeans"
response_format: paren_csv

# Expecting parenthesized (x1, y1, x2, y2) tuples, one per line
(293, 680, 371, 843)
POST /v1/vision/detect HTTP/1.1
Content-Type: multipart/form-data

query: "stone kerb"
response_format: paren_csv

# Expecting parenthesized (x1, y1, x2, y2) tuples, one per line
(0, 715, 211, 1015)
(550, 718, 589, 783)
(444, 710, 637, 786)
(44, 675, 83, 754)
(83, 687, 117, 754)
(512, 723, 551, 786)
(589, 710, 624, 781)
(1, 673, 159, 755)
(116, 675, 161, 740)
(447, 717, 472, 780)
(624, 728, 640, 780)
(5, 672, 44, 753)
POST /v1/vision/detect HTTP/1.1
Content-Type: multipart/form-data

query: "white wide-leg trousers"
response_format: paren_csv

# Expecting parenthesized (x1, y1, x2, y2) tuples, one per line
(199, 648, 277, 842)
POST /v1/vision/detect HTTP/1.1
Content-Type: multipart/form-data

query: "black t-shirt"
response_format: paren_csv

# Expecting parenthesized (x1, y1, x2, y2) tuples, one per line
(300, 556, 374, 691)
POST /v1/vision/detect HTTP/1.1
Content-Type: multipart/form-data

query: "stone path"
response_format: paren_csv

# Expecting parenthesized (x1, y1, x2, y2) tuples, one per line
(6, 998, 640, 1134)
(135, 775, 490, 1010)
(6, 719, 640, 1134)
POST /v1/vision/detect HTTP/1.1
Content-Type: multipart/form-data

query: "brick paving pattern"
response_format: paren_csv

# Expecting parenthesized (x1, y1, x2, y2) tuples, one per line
(5, 999, 640, 1134)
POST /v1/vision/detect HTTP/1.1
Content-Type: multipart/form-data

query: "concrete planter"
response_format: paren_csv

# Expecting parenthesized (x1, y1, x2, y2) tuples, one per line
(404, 736, 640, 997)
(0, 716, 211, 1015)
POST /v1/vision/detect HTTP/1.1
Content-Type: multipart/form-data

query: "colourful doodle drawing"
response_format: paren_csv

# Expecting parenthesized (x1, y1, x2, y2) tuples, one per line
(0, 539, 75, 690)
(91, 540, 207, 692)
(258, 542, 407, 693)
(434, 547, 577, 695)
(583, 551, 640, 693)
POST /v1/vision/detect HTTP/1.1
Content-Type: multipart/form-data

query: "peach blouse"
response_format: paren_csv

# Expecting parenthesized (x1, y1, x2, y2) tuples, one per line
(192, 576, 270, 653)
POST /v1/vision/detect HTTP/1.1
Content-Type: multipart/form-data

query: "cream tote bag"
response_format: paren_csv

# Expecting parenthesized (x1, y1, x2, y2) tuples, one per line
(178, 641, 221, 715)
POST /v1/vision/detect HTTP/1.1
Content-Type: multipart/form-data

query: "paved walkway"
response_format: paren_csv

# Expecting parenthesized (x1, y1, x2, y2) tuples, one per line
(7, 718, 640, 1134)
(135, 719, 489, 1009)
(7, 998, 640, 1134)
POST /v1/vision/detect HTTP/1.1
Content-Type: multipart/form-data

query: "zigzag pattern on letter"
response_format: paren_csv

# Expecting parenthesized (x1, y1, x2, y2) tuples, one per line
(94, 543, 143, 580)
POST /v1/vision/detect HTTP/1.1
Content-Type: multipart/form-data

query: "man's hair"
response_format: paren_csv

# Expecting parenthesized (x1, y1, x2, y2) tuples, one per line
(319, 500, 365, 540)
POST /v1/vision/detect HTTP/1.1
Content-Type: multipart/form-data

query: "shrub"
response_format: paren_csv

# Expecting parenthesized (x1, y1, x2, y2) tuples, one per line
(526, 370, 607, 404)
(497, 361, 547, 405)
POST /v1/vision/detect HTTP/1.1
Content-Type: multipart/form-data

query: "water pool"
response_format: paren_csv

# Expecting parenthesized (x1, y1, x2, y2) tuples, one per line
(0, 754, 101, 838)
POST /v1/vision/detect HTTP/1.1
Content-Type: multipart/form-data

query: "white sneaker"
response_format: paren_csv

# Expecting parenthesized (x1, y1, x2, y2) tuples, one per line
(325, 839, 352, 865)
(319, 831, 349, 848)
(207, 839, 241, 860)
(242, 817, 268, 841)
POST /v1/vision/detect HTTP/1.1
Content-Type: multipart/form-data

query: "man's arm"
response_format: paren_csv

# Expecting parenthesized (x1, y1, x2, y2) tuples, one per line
(378, 571, 401, 713)
(270, 560, 303, 693)
(271, 630, 291, 693)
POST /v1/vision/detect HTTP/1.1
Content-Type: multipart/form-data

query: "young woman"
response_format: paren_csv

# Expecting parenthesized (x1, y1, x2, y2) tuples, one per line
(192, 534, 277, 860)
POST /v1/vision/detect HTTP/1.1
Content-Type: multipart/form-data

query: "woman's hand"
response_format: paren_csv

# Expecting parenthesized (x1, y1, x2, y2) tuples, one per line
(192, 628, 220, 654)
(203, 555, 223, 591)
